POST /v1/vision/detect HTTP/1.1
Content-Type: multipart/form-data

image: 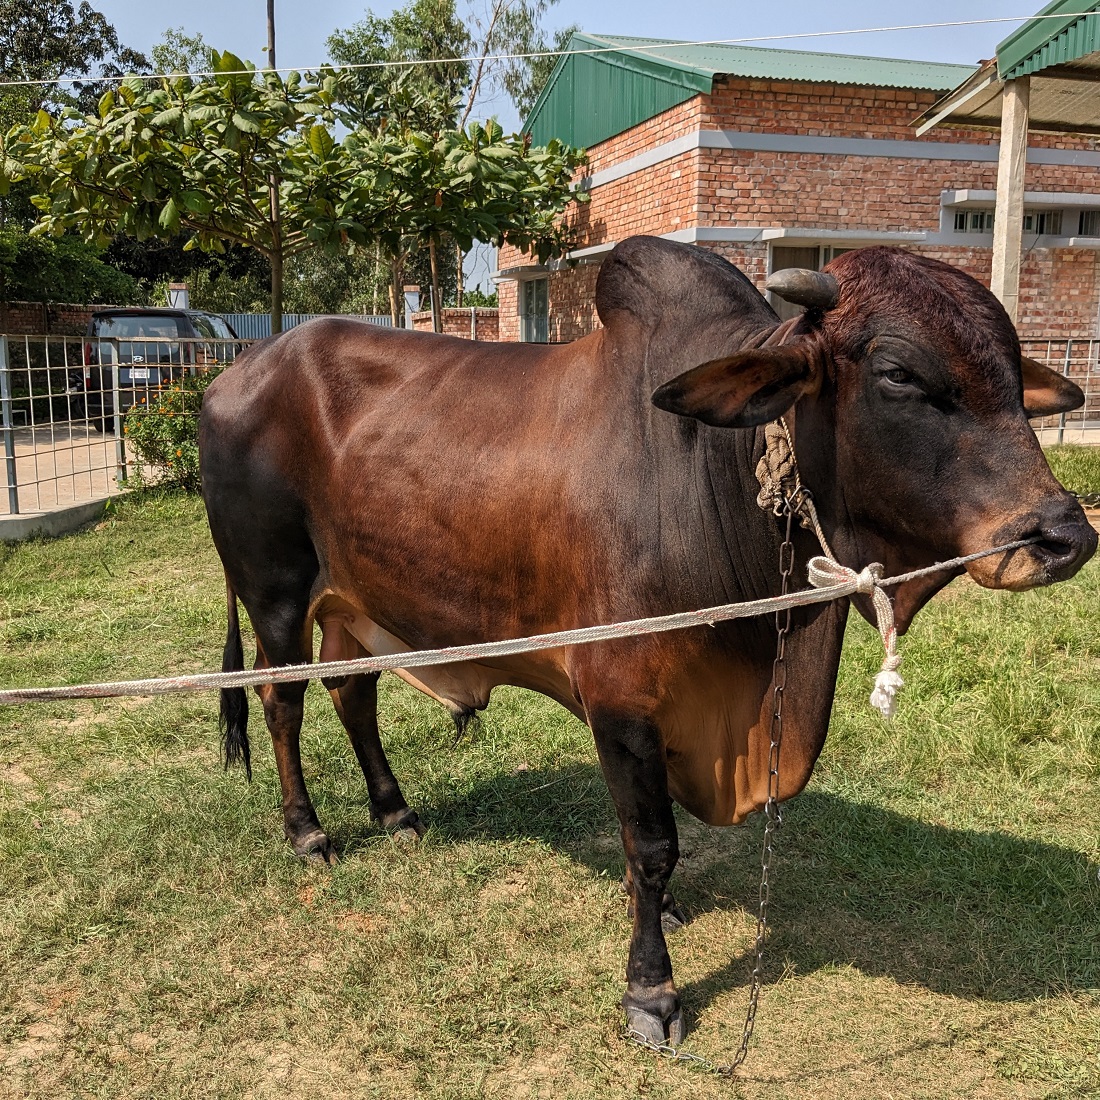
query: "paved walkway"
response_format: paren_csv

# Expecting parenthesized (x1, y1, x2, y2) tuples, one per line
(1034, 424, 1100, 445)
(1, 425, 128, 516)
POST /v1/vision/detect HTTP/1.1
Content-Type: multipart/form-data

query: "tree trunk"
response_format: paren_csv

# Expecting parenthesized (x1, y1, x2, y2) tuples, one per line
(455, 243, 464, 308)
(270, 248, 284, 335)
(389, 252, 401, 328)
(429, 236, 442, 334)
(373, 240, 381, 315)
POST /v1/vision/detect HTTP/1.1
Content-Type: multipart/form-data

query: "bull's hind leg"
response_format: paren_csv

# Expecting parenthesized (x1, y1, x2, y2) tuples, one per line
(326, 671, 426, 841)
(252, 621, 336, 865)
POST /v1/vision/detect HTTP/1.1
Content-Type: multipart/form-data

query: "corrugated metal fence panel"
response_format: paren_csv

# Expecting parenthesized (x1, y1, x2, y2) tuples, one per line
(219, 313, 394, 340)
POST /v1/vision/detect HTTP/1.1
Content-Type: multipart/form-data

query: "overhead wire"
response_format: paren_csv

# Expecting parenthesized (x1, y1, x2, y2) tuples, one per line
(1, 11, 1098, 90)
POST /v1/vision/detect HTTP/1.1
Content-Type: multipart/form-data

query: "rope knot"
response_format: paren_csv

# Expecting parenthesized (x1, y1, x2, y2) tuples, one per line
(854, 563, 884, 595)
(806, 556, 903, 719)
(806, 556, 856, 590)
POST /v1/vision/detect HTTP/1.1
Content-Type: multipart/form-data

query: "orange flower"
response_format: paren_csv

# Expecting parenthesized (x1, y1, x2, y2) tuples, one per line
(176, 449, 182, 457)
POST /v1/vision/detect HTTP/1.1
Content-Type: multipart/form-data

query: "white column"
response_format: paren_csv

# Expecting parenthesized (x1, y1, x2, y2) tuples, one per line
(990, 76, 1030, 324)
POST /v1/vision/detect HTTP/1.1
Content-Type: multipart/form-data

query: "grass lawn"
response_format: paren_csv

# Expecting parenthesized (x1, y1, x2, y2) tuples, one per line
(1, 488, 1098, 1099)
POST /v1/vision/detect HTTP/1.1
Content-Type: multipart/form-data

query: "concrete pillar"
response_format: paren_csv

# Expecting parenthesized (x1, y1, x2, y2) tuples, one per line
(990, 76, 1030, 325)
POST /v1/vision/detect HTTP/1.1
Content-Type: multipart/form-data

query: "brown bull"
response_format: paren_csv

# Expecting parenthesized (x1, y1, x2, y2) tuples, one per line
(198, 237, 1095, 1044)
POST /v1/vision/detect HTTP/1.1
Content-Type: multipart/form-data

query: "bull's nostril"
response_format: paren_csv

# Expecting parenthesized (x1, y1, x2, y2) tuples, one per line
(1037, 537, 1075, 561)
(1031, 519, 1097, 581)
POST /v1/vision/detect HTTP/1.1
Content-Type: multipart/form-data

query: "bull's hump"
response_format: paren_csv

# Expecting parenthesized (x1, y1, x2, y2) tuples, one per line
(596, 236, 775, 334)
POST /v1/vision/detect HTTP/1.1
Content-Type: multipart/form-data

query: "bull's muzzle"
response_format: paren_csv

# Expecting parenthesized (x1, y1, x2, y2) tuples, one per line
(968, 496, 1098, 590)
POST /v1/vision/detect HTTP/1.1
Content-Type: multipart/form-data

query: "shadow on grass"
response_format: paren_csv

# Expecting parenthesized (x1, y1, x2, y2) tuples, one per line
(413, 762, 1100, 1012)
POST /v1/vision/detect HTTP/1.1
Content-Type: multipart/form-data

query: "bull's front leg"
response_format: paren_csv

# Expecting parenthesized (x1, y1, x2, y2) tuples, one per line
(590, 709, 685, 1046)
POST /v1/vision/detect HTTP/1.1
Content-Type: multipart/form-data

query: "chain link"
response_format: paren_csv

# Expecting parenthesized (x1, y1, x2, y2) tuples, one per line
(626, 497, 797, 1074)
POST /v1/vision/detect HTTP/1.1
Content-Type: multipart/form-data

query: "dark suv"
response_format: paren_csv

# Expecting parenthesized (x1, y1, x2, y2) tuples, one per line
(83, 308, 241, 430)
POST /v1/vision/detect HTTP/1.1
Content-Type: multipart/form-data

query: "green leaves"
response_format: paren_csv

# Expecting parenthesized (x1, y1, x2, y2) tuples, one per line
(158, 197, 180, 233)
(3, 53, 588, 322)
(307, 124, 334, 158)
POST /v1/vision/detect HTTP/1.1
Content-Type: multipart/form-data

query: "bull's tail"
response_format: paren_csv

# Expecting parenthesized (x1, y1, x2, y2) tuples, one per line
(219, 580, 251, 781)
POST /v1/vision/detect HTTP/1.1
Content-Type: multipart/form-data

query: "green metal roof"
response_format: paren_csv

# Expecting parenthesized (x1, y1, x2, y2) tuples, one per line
(524, 32, 976, 148)
(997, 1, 1100, 79)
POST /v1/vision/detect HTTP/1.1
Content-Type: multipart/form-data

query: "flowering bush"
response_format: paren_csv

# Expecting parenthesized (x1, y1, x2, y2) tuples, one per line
(123, 369, 221, 491)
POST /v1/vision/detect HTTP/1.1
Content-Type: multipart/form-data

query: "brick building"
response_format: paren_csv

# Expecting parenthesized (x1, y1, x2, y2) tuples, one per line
(495, 34, 1100, 342)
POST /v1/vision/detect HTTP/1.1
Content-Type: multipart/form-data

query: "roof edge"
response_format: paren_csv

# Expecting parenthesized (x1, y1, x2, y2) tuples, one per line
(996, 0, 1100, 78)
(522, 31, 712, 140)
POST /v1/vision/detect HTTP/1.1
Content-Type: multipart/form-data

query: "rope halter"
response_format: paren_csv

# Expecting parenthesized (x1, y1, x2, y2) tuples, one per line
(807, 556, 903, 718)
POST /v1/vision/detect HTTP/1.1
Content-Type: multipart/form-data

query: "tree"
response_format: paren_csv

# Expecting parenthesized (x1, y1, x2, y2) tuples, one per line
(0, 228, 137, 303)
(327, 0, 470, 128)
(330, 0, 579, 317)
(150, 27, 210, 80)
(2, 54, 380, 331)
(337, 104, 586, 330)
(3, 52, 587, 332)
(459, 0, 573, 125)
(0, 0, 149, 128)
(501, 22, 577, 121)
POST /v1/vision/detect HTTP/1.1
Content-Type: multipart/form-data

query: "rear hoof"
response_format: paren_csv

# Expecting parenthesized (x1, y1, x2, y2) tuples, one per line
(625, 1005, 687, 1048)
(292, 829, 338, 865)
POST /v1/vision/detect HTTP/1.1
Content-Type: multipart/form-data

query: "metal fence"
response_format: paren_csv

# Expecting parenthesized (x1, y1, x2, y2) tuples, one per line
(0, 334, 252, 516)
(219, 312, 393, 339)
(1022, 338, 1100, 444)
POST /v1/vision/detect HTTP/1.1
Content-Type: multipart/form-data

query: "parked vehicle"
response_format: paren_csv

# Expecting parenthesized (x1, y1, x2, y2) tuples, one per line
(83, 308, 241, 431)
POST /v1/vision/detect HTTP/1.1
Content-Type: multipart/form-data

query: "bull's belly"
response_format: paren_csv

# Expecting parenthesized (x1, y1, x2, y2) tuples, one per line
(312, 598, 580, 719)
(313, 598, 821, 830)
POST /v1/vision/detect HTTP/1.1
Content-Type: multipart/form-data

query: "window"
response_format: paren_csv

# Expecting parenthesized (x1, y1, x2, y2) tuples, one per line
(1023, 209, 1062, 235)
(519, 277, 549, 343)
(953, 207, 1072, 236)
(1079, 210, 1100, 237)
(954, 209, 996, 233)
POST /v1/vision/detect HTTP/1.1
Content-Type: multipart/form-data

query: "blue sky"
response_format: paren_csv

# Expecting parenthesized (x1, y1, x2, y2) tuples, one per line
(93, 0, 1031, 131)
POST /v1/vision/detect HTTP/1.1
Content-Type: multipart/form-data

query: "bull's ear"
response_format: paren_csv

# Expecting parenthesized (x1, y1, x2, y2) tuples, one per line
(652, 346, 815, 428)
(1021, 355, 1084, 417)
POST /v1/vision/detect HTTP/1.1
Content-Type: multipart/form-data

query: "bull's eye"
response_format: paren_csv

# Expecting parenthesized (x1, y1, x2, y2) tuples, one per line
(882, 367, 913, 387)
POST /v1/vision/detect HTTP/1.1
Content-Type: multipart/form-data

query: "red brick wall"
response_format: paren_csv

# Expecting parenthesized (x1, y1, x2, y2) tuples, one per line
(498, 78, 1100, 341)
(410, 308, 499, 340)
(0, 301, 114, 336)
(498, 282, 519, 343)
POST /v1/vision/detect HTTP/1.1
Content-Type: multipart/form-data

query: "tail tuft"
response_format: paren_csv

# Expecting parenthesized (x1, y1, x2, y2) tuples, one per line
(219, 581, 251, 781)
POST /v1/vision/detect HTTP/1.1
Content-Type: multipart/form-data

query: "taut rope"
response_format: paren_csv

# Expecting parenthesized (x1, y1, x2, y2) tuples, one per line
(0, 539, 1040, 711)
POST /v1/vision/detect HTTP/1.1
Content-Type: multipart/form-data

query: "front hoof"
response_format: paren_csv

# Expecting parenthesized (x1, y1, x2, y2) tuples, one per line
(661, 904, 688, 934)
(387, 810, 426, 844)
(291, 828, 338, 865)
(625, 1005, 687, 1048)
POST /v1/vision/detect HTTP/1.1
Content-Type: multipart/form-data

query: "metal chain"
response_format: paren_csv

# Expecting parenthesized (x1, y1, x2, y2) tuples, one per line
(626, 497, 797, 1075)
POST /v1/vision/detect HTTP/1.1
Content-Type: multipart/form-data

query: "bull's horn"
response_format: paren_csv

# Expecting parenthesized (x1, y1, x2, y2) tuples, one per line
(765, 268, 839, 310)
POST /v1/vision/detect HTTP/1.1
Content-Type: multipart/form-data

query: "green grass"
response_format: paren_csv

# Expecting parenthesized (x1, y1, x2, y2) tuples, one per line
(1046, 444, 1100, 496)
(1, 490, 1098, 1099)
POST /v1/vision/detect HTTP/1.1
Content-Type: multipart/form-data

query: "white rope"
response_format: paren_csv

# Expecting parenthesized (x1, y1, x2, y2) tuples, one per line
(0, 538, 1040, 710)
(6, 13, 1098, 90)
